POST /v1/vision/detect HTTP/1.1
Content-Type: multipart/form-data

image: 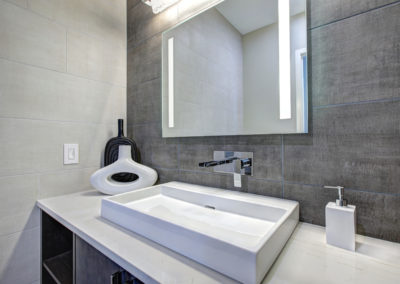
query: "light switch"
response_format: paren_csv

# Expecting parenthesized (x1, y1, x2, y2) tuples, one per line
(64, 144, 79, 164)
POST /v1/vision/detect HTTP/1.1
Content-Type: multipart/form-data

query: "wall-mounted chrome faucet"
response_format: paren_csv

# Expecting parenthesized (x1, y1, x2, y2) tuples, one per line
(199, 151, 253, 187)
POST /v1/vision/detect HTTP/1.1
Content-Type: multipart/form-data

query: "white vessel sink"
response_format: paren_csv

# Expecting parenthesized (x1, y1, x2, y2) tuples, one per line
(101, 182, 299, 283)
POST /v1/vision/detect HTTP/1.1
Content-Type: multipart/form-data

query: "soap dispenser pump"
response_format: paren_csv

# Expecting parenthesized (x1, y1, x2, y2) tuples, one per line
(326, 185, 347, 206)
(324, 185, 356, 251)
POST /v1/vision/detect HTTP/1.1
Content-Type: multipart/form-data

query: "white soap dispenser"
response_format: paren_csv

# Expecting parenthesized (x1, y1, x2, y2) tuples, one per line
(324, 186, 356, 251)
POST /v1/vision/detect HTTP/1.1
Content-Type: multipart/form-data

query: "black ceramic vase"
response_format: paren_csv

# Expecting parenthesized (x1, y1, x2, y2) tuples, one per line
(104, 119, 140, 182)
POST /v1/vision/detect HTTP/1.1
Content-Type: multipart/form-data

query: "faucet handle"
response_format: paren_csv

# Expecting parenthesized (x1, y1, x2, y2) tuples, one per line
(240, 158, 252, 168)
(324, 185, 347, 206)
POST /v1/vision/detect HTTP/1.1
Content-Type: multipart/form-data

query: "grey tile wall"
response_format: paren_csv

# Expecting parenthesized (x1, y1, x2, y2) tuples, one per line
(0, 0, 127, 283)
(127, 0, 400, 242)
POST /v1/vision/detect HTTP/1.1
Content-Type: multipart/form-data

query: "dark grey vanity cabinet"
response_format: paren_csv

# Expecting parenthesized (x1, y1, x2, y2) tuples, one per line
(75, 236, 120, 284)
(41, 211, 73, 284)
(40, 211, 143, 284)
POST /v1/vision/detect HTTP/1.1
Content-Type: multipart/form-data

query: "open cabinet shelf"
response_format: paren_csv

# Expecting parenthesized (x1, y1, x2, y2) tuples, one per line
(43, 251, 73, 284)
(40, 210, 141, 284)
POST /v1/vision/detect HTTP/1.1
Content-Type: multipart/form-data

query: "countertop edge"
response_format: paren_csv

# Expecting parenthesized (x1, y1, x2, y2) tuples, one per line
(37, 199, 159, 284)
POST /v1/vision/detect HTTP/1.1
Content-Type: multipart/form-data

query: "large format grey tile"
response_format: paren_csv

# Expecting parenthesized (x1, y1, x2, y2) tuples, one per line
(284, 101, 400, 194)
(128, 123, 161, 140)
(346, 190, 400, 242)
(128, 0, 141, 11)
(313, 101, 399, 136)
(179, 135, 226, 146)
(128, 0, 154, 41)
(223, 135, 282, 146)
(178, 170, 251, 193)
(179, 144, 215, 173)
(0, 1, 66, 71)
(312, 3, 400, 106)
(283, 183, 336, 226)
(285, 134, 400, 194)
(222, 144, 282, 181)
(149, 139, 179, 169)
(127, 123, 163, 166)
(127, 78, 162, 125)
(155, 168, 180, 184)
(247, 179, 283, 199)
(127, 34, 162, 87)
(309, 0, 399, 28)
(284, 183, 400, 242)
(178, 170, 231, 190)
(127, 131, 151, 166)
(128, 1, 178, 46)
(135, 140, 153, 166)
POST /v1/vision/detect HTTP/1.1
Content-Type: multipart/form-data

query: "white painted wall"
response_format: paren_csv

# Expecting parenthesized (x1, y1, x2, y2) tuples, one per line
(0, 0, 127, 283)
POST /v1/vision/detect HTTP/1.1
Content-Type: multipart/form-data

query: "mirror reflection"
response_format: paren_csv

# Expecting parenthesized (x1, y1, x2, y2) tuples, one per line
(162, 0, 308, 137)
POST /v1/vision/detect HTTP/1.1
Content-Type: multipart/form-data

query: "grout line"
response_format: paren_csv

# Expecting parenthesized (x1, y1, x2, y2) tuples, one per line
(0, 166, 98, 180)
(127, 75, 161, 89)
(345, 188, 400, 197)
(245, 177, 282, 184)
(0, 225, 40, 239)
(169, 167, 282, 183)
(0, 115, 123, 125)
(313, 97, 400, 110)
(65, 31, 68, 73)
(128, 30, 164, 52)
(128, 122, 160, 127)
(154, 169, 400, 198)
(0, 56, 127, 88)
(283, 181, 400, 197)
(310, 0, 400, 30)
(2, 0, 126, 49)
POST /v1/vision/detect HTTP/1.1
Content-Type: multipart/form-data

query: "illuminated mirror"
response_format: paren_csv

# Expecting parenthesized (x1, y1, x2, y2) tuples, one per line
(162, 0, 308, 137)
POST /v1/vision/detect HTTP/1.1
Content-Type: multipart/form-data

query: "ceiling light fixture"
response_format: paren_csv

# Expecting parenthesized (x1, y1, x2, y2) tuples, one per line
(142, 0, 180, 14)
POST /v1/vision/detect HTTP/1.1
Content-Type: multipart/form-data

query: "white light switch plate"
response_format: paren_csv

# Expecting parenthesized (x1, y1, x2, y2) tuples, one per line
(64, 144, 79, 164)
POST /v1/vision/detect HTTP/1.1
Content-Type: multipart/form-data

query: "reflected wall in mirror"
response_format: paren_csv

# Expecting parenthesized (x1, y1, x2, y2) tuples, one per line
(162, 0, 308, 137)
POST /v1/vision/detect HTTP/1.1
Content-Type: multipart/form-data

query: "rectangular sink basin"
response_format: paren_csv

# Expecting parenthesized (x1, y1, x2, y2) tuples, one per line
(101, 182, 299, 283)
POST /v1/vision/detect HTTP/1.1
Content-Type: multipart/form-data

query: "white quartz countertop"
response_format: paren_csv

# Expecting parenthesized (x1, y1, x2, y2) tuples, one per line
(37, 190, 400, 284)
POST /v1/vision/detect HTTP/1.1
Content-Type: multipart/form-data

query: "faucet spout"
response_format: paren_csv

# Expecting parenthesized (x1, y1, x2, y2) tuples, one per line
(199, 157, 252, 170)
(198, 157, 238, 168)
(198, 151, 253, 188)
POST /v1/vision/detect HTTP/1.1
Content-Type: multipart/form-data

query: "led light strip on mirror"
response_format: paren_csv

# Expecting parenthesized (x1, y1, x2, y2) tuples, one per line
(168, 37, 174, 128)
(279, 0, 291, 120)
